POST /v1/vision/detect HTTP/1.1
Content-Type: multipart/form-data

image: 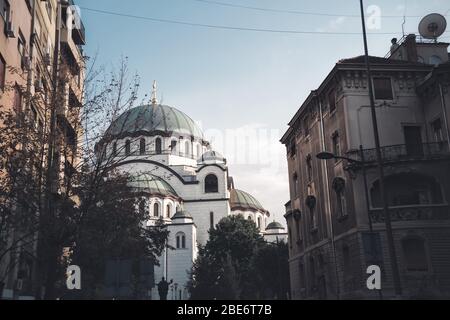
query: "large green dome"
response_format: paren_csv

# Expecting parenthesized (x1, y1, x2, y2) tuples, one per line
(106, 104, 204, 141)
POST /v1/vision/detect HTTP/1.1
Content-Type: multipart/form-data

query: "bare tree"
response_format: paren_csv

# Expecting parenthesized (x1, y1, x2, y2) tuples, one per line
(0, 55, 169, 300)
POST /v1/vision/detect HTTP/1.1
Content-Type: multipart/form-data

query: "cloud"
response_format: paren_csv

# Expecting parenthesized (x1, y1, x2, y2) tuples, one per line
(204, 123, 289, 227)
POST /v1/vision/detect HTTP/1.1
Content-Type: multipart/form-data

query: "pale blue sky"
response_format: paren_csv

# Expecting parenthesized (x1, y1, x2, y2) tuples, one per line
(77, 0, 449, 224)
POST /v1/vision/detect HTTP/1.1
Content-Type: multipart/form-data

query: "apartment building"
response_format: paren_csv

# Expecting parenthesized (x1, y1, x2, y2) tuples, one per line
(281, 34, 450, 299)
(0, 0, 85, 300)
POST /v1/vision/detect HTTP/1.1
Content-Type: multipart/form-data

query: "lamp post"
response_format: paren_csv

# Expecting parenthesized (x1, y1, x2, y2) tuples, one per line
(317, 148, 372, 232)
(358, 0, 402, 297)
(317, 149, 387, 299)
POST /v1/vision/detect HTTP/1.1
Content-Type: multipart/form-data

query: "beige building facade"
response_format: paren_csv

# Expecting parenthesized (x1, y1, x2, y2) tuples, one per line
(282, 34, 450, 300)
(0, 0, 85, 299)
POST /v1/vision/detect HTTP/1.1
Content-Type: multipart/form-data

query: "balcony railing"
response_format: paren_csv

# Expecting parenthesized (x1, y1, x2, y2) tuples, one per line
(370, 204, 450, 223)
(384, 34, 438, 59)
(64, 0, 86, 45)
(347, 142, 450, 163)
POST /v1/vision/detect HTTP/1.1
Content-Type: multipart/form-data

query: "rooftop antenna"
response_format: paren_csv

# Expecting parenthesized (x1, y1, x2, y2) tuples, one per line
(401, 0, 407, 36)
(151, 80, 158, 105)
(418, 13, 447, 43)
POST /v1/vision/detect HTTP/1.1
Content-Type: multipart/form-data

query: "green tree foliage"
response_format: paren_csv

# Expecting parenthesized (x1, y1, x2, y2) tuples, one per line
(189, 215, 290, 300)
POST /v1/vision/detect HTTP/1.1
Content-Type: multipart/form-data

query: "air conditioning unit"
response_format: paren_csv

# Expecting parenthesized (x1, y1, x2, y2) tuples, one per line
(6, 21, 15, 38)
(21, 56, 31, 70)
(16, 279, 23, 291)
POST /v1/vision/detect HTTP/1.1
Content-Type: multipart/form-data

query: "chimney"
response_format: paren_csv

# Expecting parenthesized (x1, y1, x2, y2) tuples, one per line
(404, 34, 418, 62)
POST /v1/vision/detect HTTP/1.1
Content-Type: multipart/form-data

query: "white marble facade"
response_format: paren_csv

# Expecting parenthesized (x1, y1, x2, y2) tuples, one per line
(100, 102, 286, 300)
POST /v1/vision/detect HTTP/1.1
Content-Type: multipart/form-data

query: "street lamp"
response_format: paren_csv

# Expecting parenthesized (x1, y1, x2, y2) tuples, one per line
(317, 147, 372, 232)
(318, 147, 388, 300)
(317, 147, 385, 299)
(359, 0, 402, 297)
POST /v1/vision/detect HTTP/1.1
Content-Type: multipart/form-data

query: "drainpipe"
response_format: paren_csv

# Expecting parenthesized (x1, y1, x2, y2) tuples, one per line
(317, 93, 340, 300)
(438, 83, 450, 151)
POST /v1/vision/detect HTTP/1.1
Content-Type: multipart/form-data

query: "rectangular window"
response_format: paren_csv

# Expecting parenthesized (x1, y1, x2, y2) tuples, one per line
(289, 141, 296, 158)
(14, 85, 22, 113)
(295, 218, 302, 243)
(337, 192, 347, 217)
(303, 118, 310, 137)
(292, 173, 298, 197)
(306, 156, 313, 182)
(431, 118, 444, 143)
(0, 53, 5, 90)
(310, 207, 317, 229)
(210, 211, 214, 230)
(404, 126, 423, 156)
(373, 77, 394, 100)
(18, 31, 27, 70)
(328, 90, 336, 113)
(332, 133, 341, 159)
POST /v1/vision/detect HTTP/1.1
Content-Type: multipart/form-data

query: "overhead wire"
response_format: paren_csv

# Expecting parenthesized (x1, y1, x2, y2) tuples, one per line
(79, 6, 450, 36)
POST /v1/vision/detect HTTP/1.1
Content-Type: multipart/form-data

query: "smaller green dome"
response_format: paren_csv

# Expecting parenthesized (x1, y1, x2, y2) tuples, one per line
(266, 221, 285, 231)
(172, 210, 192, 220)
(230, 189, 267, 214)
(129, 173, 179, 199)
(198, 150, 226, 164)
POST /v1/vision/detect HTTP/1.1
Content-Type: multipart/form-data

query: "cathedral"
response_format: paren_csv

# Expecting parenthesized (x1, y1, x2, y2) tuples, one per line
(99, 83, 287, 300)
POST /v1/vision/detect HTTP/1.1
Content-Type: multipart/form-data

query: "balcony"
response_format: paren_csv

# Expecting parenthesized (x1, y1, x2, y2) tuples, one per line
(62, 0, 86, 46)
(71, 18, 85, 46)
(369, 204, 450, 223)
(348, 142, 450, 164)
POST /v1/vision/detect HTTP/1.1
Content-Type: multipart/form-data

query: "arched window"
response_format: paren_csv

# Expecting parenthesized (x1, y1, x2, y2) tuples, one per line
(166, 204, 171, 218)
(371, 173, 443, 208)
(333, 178, 347, 218)
(205, 174, 218, 193)
(176, 232, 186, 249)
(248, 215, 253, 221)
(153, 202, 160, 217)
(155, 138, 162, 154)
(140, 138, 146, 155)
(125, 140, 131, 156)
(257, 217, 262, 229)
(171, 140, 177, 155)
(402, 237, 428, 272)
(185, 141, 190, 157)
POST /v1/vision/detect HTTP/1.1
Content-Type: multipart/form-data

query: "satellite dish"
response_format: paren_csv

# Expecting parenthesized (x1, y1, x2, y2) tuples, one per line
(419, 13, 447, 40)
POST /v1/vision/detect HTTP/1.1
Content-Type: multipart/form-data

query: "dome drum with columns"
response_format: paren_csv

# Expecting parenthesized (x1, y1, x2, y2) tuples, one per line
(98, 82, 286, 300)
